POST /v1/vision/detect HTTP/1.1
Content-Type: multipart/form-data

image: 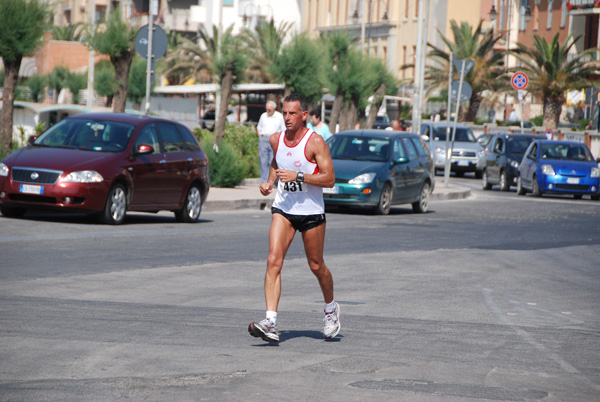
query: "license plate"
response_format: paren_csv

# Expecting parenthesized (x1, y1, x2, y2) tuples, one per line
(457, 160, 469, 166)
(20, 184, 44, 195)
(567, 178, 580, 185)
(323, 186, 339, 194)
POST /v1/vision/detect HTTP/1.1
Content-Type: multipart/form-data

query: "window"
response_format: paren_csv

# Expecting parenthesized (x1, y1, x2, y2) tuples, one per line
(494, 138, 504, 154)
(528, 143, 538, 160)
(561, 0, 567, 28)
(223, 0, 233, 6)
(177, 126, 201, 151)
(401, 137, 418, 161)
(393, 139, 407, 160)
(547, 0, 554, 29)
(157, 123, 184, 153)
(410, 137, 429, 157)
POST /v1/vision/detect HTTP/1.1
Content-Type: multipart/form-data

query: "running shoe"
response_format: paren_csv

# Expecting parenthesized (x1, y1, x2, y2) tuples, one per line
(323, 302, 341, 339)
(248, 318, 279, 342)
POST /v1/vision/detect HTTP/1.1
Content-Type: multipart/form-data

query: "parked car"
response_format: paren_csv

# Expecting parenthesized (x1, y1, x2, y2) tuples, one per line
(373, 115, 391, 130)
(482, 133, 540, 191)
(420, 122, 480, 177)
(476, 133, 494, 177)
(324, 130, 434, 214)
(200, 107, 236, 130)
(517, 140, 600, 200)
(0, 113, 210, 224)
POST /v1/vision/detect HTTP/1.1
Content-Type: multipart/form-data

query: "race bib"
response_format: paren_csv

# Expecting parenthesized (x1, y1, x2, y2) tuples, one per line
(278, 180, 308, 193)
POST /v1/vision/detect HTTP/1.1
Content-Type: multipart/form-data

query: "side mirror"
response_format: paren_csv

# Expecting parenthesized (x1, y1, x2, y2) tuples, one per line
(393, 157, 409, 165)
(421, 135, 429, 142)
(596, 157, 600, 164)
(136, 144, 155, 155)
(28, 135, 38, 144)
(477, 137, 485, 146)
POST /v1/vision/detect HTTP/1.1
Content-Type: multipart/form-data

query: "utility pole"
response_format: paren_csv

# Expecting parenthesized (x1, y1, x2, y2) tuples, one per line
(86, 0, 95, 107)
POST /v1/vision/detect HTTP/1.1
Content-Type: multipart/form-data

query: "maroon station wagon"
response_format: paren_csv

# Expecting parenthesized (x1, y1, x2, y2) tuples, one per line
(0, 113, 210, 224)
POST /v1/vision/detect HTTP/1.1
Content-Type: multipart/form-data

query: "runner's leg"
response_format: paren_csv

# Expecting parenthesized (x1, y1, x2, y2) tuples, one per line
(265, 213, 296, 312)
(301, 223, 334, 304)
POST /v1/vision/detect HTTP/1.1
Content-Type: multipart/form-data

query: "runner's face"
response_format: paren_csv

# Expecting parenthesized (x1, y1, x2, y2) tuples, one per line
(282, 101, 307, 132)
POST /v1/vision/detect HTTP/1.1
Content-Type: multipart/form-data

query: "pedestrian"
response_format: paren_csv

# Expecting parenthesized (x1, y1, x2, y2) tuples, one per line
(256, 100, 286, 184)
(248, 93, 340, 343)
(307, 108, 332, 140)
(385, 119, 402, 131)
(509, 108, 518, 121)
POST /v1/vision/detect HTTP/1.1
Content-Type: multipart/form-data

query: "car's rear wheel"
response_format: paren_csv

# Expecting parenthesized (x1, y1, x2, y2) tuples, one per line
(374, 183, 392, 215)
(0, 205, 27, 218)
(532, 175, 542, 197)
(499, 171, 510, 191)
(482, 169, 493, 190)
(412, 182, 430, 213)
(516, 176, 526, 195)
(175, 184, 202, 223)
(475, 170, 483, 179)
(454, 171, 464, 177)
(99, 184, 127, 224)
(574, 194, 583, 200)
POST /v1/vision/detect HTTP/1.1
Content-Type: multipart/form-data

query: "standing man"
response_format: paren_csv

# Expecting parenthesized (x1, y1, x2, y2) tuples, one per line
(256, 100, 286, 184)
(248, 94, 340, 342)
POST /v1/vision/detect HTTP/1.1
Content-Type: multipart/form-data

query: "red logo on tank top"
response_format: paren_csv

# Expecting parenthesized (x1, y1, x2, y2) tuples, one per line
(287, 151, 292, 157)
(294, 160, 302, 168)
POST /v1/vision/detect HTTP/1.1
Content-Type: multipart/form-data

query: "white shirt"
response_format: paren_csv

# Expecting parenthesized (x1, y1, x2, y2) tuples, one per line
(272, 130, 325, 215)
(257, 111, 285, 137)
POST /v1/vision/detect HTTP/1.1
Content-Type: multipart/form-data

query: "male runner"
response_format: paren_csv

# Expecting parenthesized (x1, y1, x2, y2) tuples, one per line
(248, 94, 340, 342)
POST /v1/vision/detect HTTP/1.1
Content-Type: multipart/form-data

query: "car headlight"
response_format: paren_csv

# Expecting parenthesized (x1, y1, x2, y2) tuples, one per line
(509, 159, 520, 169)
(61, 170, 104, 183)
(348, 172, 376, 184)
(591, 167, 600, 178)
(541, 164, 556, 176)
(0, 163, 8, 177)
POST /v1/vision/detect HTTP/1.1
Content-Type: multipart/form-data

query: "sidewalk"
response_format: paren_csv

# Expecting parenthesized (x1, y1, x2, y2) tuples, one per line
(203, 178, 471, 212)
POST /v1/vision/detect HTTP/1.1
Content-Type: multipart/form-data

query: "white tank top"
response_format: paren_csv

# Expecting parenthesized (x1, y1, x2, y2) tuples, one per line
(272, 129, 325, 215)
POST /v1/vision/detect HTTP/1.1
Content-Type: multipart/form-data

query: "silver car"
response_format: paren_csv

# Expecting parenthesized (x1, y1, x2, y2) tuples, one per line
(420, 122, 480, 177)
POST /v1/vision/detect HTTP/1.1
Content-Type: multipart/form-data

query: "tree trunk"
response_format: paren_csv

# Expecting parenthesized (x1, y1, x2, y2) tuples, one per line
(365, 83, 387, 129)
(111, 45, 135, 113)
(329, 93, 343, 133)
(339, 101, 358, 132)
(542, 95, 563, 132)
(0, 58, 21, 155)
(214, 67, 234, 143)
(464, 92, 482, 122)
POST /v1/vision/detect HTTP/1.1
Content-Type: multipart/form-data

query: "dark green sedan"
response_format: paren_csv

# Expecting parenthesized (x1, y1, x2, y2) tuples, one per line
(324, 130, 435, 214)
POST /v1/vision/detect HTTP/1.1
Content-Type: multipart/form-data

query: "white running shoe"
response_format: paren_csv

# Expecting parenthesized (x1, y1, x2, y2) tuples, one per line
(248, 318, 279, 342)
(323, 302, 341, 339)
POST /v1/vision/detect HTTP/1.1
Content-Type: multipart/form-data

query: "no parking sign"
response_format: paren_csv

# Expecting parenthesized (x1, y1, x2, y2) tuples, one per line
(511, 72, 529, 91)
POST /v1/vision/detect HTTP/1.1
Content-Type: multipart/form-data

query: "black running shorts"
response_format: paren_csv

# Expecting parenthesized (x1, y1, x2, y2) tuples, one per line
(271, 207, 326, 232)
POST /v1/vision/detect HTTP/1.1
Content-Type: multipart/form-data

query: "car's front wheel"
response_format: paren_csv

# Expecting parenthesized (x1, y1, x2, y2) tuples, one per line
(0, 205, 27, 218)
(412, 182, 430, 213)
(516, 176, 526, 195)
(374, 183, 392, 215)
(482, 169, 493, 190)
(99, 184, 127, 224)
(175, 184, 203, 223)
(531, 175, 542, 197)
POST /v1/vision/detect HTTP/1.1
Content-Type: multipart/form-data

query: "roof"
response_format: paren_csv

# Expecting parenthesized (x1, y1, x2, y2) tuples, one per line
(335, 129, 418, 138)
(154, 83, 285, 95)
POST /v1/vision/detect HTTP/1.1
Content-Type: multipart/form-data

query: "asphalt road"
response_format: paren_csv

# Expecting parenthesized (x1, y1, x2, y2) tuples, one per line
(0, 179, 599, 401)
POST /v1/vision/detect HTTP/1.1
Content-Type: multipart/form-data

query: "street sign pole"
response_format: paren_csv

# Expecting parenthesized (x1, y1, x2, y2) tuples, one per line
(145, 1, 156, 115)
(444, 52, 453, 187)
(511, 72, 529, 135)
(445, 61, 466, 187)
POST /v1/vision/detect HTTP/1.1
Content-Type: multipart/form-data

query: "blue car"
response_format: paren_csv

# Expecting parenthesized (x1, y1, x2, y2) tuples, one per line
(517, 140, 600, 200)
(324, 130, 434, 214)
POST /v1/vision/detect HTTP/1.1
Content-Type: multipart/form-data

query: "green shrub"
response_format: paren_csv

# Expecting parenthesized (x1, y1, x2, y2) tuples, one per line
(194, 123, 259, 187)
(578, 118, 589, 130)
(530, 115, 543, 127)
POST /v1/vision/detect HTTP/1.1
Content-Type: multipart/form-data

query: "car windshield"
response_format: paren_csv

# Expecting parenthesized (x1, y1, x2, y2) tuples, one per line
(540, 143, 594, 162)
(328, 135, 390, 162)
(507, 137, 534, 156)
(34, 119, 135, 152)
(431, 127, 476, 142)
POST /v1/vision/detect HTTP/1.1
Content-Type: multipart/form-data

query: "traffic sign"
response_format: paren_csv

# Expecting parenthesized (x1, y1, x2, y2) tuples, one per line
(511, 72, 529, 91)
(450, 80, 472, 104)
(135, 24, 168, 60)
(453, 59, 475, 75)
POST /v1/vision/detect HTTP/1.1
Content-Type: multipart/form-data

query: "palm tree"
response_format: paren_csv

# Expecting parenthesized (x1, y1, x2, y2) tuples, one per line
(160, 30, 212, 85)
(51, 23, 84, 41)
(511, 34, 598, 131)
(241, 19, 293, 82)
(322, 32, 354, 132)
(426, 20, 504, 122)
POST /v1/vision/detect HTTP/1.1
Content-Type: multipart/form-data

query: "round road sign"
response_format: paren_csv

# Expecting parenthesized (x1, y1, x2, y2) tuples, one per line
(511, 72, 529, 91)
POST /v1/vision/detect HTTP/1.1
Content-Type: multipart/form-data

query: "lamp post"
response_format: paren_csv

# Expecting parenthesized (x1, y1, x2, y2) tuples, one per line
(352, 0, 389, 54)
(489, 0, 531, 120)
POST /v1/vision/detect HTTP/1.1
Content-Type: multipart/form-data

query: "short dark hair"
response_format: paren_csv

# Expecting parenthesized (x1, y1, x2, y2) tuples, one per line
(284, 94, 308, 112)
(309, 108, 321, 119)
